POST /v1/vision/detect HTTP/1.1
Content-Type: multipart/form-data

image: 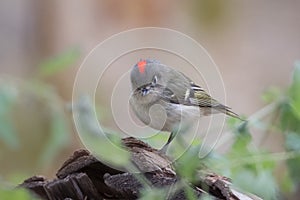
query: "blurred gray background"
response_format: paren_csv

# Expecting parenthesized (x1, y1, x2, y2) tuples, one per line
(0, 0, 299, 187)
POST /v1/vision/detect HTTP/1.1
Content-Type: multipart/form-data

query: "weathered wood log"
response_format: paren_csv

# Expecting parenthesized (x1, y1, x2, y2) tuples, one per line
(20, 137, 261, 200)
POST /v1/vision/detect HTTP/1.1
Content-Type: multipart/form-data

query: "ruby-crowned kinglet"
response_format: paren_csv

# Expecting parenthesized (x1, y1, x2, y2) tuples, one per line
(129, 59, 242, 151)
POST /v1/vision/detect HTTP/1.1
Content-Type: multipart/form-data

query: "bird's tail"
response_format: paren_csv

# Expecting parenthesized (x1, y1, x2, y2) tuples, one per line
(225, 108, 245, 121)
(214, 104, 244, 121)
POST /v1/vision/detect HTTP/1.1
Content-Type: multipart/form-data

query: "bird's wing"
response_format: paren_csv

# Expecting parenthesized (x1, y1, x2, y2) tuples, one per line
(160, 81, 242, 119)
(187, 83, 242, 119)
(172, 72, 219, 106)
(187, 83, 225, 108)
(160, 81, 222, 108)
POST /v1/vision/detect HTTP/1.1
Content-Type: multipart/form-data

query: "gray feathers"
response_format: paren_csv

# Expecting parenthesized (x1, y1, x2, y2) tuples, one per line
(130, 59, 242, 121)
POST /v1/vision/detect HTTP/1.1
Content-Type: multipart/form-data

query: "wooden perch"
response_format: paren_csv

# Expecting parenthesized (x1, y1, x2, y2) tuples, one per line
(20, 137, 262, 200)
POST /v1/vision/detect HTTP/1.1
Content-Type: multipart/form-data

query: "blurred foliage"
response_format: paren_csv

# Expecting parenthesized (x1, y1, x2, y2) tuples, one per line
(0, 83, 19, 148)
(1, 51, 300, 199)
(190, 0, 227, 28)
(139, 62, 300, 199)
(208, 62, 300, 199)
(32, 82, 70, 167)
(139, 187, 166, 200)
(73, 95, 130, 168)
(0, 80, 71, 171)
(38, 48, 80, 77)
(0, 48, 79, 199)
(0, 187, 36, 200)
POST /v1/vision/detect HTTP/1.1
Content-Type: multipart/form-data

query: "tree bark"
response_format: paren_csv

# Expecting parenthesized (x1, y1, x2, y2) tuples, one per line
(20, 137, 262, 200)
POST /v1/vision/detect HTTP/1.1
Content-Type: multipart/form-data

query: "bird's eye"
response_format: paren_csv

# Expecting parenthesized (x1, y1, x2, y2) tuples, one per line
(152, 75, 157, 86)
(141, 87, 149, 96)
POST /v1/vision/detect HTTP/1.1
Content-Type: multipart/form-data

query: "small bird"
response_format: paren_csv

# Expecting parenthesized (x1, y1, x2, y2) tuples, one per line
(129, 59, 242, 151)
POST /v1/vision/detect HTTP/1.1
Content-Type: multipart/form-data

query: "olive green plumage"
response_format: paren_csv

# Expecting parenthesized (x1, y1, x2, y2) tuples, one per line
(130, 59, 244, 150)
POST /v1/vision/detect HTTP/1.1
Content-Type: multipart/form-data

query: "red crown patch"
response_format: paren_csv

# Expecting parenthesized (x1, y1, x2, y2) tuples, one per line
(137, 60, 147, 74)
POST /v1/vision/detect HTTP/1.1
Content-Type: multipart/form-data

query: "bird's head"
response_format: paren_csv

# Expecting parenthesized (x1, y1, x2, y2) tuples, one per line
(130, 59, 163, 93)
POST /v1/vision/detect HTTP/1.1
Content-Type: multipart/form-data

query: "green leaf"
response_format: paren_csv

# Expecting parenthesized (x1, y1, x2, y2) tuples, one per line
(31, 84, 71, 167)
(285, 132, 300, 151)
(232, 169, 278, 200)
(139, 187, 166, 200)
(0, 188, 36, 200)
(143, 132, 169, 148)
(287, 155, 300, 184)
(227, 117, 249, 136)
(229, 133, 252, 157)
(38, 48, 80, 76)
(80, 129, 130, 167)
(38, 105, 70, 167)
(280, 170, 295, 194)
(284, 125, 300, 184)
(280, 101, 300, 133)
(175, 146, 203, 182)
(184, 184, 198, 200)
(199, 194, 214, 200)
(289, 61, 300, 120)
(74, 95, 130, 167)
(0, 84, 19, 149)
(261, 86, 281, 103)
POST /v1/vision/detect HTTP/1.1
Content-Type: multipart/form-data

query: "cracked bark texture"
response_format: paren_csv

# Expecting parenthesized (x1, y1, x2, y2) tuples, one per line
(20, 137, 262, 200)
